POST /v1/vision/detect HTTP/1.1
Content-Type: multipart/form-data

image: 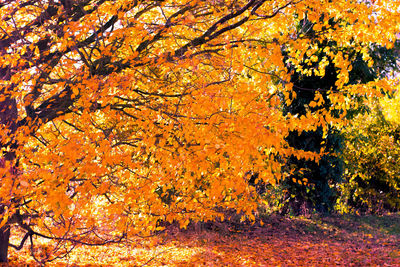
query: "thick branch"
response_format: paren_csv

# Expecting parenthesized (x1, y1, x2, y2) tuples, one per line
(174, 0, 267, 58)
(9, 231, 32, 251)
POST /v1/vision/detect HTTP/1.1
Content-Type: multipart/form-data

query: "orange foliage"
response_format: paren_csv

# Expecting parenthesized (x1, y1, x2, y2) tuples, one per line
(0, 0, 399, 262)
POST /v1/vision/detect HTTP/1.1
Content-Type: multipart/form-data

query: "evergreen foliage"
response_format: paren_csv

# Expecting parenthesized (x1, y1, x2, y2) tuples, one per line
(279, 23, 397, 215)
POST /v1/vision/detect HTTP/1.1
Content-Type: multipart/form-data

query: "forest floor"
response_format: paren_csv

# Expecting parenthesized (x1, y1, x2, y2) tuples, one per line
(8, 213, 400, 266)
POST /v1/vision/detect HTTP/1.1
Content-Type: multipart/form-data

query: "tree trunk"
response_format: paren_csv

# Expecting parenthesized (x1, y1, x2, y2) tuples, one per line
(0, 61, 19, 263)
(0, 224, 10, 263)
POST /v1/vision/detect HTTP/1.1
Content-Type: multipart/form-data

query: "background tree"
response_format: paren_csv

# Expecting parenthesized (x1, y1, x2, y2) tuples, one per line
(0, 0, 399, 263)
(275, 14, 399, 215)
(281, 38, 383, 214)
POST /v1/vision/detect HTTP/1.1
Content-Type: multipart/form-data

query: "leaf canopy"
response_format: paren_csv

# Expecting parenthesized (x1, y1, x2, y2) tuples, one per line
(0, 0, 399, 259)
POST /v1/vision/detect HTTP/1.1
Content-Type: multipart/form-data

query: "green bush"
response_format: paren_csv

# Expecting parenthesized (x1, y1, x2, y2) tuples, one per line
(336, 100, 400, 214)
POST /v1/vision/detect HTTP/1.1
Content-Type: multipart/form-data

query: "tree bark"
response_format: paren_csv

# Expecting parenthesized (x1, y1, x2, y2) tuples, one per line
(0, 225, 10, 263)
(0, 60, 18, 263)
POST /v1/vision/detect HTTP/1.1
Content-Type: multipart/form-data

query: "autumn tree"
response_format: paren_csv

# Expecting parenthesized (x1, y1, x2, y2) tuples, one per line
(0, 0, 399, 263)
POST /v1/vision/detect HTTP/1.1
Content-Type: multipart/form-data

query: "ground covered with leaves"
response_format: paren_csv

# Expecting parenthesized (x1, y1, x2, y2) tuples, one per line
(9, 214, 400, 266)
